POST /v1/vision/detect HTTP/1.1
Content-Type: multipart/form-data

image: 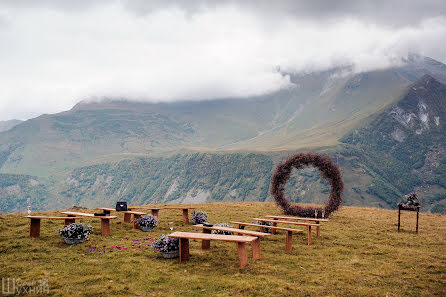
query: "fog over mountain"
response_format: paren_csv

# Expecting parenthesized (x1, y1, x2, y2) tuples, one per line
(1, 0, 446, 121)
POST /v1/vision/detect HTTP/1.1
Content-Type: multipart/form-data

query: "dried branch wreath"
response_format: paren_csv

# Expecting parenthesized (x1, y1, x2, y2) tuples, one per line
(270, 152, 344, 218)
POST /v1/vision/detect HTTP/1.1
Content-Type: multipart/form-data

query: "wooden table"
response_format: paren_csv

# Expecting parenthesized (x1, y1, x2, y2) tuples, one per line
(25, 216, 83, 238)
(129, 205, 195, 225)
(61, 211, 117, 236)
(98, 207, 146, 229)
(397, 204, 420, 233)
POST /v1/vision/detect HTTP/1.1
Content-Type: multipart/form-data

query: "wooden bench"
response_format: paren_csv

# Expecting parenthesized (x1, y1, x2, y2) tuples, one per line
(98, 207, 146, 229)
(194, 224, 271, 249)
(61, 211, 117, 236)
(265, 215, 328, 236)
(129, 205, 195, 225)
(25, 216, 83, 238)
(254, 218, 320, 245)
(230, 221, 303, 251)
(168, 231, 260, 268)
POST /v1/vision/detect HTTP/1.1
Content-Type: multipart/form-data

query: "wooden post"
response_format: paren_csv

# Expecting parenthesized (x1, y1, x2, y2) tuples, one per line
(398, 206, 401, 232)
(202, 229, 211, 249)
(316, 221, 320, 237)
(307, 226, 312, 245)
(251, 238, 261, 260)
(123, 213, 132, 223)
(64, 218, 75, 226)
(236, 242, 249, 268)
(285, 230, 293, 252)
(182, 209, 189, 225)
(133, 214, 141, 230)
(30, 218, 41, 238)
(272, 218, 278, 235)
(151, 209, 159, 218)
(416, 207, 419, 234)
(179, 238, 190, 262)
(101, 219, 111, 236)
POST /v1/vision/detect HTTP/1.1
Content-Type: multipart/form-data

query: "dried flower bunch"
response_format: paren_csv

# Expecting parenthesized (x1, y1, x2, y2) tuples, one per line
(152, 234, 179, 253)
(58, 223, 92, 240)
(270, 152, 344, 218)
(212, 223, 234, 235)
(191, 210, 208, 224)
(135, 214, 159, 228)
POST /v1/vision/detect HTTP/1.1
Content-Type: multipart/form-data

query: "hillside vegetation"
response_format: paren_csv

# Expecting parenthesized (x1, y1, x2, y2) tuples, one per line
(0, 203, 444, 296)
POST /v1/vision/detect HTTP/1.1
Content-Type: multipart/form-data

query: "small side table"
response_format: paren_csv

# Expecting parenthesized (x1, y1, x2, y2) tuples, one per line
(397, 203, 420, 233)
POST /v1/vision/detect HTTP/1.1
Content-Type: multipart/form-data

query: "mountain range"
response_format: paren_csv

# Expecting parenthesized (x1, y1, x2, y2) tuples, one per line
(1, 54, 446, 214)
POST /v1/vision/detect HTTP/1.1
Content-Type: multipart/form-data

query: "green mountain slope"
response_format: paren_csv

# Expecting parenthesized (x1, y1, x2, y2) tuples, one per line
(341, 75, 446, 212)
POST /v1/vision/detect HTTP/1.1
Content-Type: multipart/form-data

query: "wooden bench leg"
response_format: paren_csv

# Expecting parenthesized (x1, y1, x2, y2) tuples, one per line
(237, 242, 249, 268)
(285, 230, 293, 252)
(272, 219, 277, 235)
(316, 221, 320, 237)
(307, 226, 312, 245)
(124, 213, 132, 223)
(202, 229, 211, 249)
(151, 209, 159, 218)
(252, 238, 261, 260)
(30, 218, 41, 238)
(64, 218, 76, 226)
(101, 219, 111, 236)
(182, 209, 189, 225)
(133, 214, 141, 230)
(416, 208, 419, 234)
(179, 238, 190, 262)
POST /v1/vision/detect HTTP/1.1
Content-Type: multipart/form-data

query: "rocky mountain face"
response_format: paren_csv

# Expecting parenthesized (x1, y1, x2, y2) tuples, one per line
(342, 75, 446, 212)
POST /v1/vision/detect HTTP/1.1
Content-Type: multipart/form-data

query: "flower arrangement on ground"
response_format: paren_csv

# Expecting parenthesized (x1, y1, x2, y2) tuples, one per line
(153, 234, 179, 258)
(212, 223, 234, 235)
(135, 214, 159, 231)
(191, 210, 208, 224)
(58, 222, 92, 244)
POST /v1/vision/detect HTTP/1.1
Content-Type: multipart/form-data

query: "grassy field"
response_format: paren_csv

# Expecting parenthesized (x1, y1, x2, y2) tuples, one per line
(0, 202, 445, 296)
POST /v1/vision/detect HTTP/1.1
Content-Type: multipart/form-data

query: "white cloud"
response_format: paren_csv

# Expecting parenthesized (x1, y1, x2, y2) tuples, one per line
(0, 1, 445, 120)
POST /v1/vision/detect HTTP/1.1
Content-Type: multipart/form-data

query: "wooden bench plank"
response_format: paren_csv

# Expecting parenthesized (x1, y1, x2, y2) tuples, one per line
(169, 232, 257, 242)
(229, 221, 303, 232)
(169, 232, 259, 268)
(265, 215, 328, 222)
(194, 224, 272, 237)
(254, 218, 319, 244)
(61, 211, 116, 236)
(265, 215, 327, 236)
(25, 216, 83, 238)
(98, 207, 146, 215)
(230, 221, 307, 250)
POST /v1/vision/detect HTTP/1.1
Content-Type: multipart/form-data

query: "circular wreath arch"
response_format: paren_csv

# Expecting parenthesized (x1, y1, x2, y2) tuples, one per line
(270, 152, 344, 218)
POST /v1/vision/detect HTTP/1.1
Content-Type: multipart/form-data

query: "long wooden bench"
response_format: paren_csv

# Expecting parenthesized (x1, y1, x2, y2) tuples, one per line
(24, 216, 83, 238)
(129, 205, 195, 225)
(61, 211, 117, 236)
(168, 231, 260, 268)
(230, 221, 304, 251)
(254, 218, 320, 245)
(265, 215, 328, 236)
(98, 207, 146, 229)
(194, 224, 271, 249)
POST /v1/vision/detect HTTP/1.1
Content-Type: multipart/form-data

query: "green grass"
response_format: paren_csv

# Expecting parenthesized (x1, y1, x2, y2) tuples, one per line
(1, 202, 445, 296)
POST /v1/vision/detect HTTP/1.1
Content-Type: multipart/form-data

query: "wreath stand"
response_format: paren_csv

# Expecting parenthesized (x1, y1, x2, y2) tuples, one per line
(397, 203, 420, 233)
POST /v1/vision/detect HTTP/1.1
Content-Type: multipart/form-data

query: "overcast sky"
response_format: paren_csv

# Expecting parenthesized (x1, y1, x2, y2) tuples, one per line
(1, 0, 446, 121)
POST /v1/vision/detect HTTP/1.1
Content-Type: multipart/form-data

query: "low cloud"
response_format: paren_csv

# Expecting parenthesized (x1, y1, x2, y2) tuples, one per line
(0, 1, 445, 120)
